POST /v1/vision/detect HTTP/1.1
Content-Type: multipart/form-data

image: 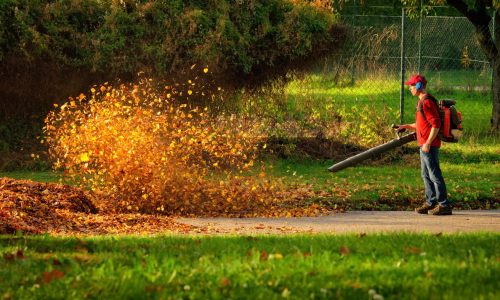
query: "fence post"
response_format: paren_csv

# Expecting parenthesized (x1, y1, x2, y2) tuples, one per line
(350, 0, 357, 86)
(400, 7, 406, 125)
(491, 10, 496, 117)
(418, 0, 423, 72)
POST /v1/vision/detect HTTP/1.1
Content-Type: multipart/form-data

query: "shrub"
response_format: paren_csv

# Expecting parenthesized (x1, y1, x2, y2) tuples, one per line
(0, 0, 346, 84)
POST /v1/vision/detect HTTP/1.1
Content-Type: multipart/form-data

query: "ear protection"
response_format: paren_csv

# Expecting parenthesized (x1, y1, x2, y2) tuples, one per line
(415, 81, 423, 91)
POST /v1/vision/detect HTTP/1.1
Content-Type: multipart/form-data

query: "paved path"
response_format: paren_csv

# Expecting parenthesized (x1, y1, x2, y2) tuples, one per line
(179, 210, 500, 234)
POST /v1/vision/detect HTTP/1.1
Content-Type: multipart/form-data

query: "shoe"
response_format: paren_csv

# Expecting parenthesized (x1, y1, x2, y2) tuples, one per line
(415, 203, 437, 214)
(429, 205, 452, 215)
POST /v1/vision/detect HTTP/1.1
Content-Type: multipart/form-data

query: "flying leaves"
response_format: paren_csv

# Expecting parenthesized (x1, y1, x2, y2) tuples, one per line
(42, 78, 329, 217)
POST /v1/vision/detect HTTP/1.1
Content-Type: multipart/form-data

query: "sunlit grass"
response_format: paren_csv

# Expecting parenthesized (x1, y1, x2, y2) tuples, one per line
(265, 157, 498, 205)
(285, 71, 493, 135)
(0, 171, 59, 183)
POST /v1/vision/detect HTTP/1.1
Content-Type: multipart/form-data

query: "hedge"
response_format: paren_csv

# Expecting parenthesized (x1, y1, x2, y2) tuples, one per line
(0, 0, 346, 82)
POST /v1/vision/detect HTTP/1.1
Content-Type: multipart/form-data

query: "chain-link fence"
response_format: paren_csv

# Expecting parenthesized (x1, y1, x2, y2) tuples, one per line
(307, 5, 493, 134)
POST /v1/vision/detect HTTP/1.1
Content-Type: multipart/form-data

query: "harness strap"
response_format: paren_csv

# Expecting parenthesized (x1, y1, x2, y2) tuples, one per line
(417, 94, 439, 128)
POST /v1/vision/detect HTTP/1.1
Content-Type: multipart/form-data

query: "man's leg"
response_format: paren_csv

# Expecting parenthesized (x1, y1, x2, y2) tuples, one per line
(420, 148, 438, 206)
(426, 147, 449, 207)
(426, 147, 452, 215)
(415, 148, 438, 214)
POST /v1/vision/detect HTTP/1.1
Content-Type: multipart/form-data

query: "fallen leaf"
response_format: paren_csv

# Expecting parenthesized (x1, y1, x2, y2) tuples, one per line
(404, 247, 422, 254)
(339, 246, 350, 256)
(3, 253, 15, 262)
(260, 250, 268, 261)
(220, 277, 231, 287)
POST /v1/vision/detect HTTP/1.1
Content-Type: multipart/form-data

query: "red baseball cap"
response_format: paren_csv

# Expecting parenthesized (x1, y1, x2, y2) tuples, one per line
(404, 74, 427, 87)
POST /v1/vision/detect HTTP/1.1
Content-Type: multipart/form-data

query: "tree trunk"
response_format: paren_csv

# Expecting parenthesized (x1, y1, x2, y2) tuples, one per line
(492, 10, 500, 132)
(492, 52, 500, 132)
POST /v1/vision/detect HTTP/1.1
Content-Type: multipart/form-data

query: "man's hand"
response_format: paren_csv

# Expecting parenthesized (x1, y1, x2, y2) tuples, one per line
(422, 143, 431, 153)
(395, 123, 416, 132)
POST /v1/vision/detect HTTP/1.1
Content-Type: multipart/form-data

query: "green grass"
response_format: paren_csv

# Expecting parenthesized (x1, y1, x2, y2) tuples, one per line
(261, 136, 499, 208)
(267, 156, 498, 208)
(285, 70, 493, 135)
(1, 234, 499, 299)
(247, 70, 500, 207)
(0, 171, 58, 183)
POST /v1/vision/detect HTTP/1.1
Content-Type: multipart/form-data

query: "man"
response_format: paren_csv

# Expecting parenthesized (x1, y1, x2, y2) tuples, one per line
(397, 74, 452, 215)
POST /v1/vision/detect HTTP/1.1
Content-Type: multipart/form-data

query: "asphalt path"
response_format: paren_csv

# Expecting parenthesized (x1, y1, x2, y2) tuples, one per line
(179, 210, 500, 234)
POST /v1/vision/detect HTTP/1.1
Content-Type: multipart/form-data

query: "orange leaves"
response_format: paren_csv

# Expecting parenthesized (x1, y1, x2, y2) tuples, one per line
(339, 246, 350, 256)
(404, 247, 423, 254)
(42, 78, 335, 218)
(219, 277, 231, 287)
(43, 79, 276, 216)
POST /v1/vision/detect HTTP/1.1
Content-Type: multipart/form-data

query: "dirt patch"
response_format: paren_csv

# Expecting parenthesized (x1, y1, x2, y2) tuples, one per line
(266, 137, 364, 159)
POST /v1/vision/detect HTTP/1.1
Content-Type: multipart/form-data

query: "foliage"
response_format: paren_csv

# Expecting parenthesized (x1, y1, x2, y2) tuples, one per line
(0, 0, 345, 83)
(1, 234, 499, 299)
(0, 177, 200, 234)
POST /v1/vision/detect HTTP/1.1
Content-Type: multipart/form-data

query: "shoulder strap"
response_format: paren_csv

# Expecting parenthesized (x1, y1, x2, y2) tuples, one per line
(418, 94, 438, 128)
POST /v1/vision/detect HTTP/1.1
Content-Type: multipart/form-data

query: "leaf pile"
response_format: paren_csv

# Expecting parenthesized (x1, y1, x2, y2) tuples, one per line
(0, 178, 196, 235)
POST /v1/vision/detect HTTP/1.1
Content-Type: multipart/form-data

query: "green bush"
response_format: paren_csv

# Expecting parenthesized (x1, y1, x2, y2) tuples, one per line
(0, 0, 346, 82)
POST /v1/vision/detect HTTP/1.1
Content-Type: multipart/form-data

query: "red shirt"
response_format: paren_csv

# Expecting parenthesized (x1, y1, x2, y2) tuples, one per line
(415, 95, 441, 148)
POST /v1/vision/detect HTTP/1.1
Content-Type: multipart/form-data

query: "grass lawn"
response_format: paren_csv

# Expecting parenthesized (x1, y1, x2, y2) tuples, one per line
(0, 171, 58, 183)
(285, 70, 494, 135)
(1, 233, 499, 299)
(260, 71, 499, 208)
(268, 158, 499, 209)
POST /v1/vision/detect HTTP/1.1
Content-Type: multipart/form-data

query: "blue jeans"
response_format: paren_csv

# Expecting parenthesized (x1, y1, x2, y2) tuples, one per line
(420, 147, 449, 207)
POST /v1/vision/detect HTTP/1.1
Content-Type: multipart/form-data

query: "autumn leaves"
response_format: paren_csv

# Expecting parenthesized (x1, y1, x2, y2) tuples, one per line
(43, 75, 316, 217)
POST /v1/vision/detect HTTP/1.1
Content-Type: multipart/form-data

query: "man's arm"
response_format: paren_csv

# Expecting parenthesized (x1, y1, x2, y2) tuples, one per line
(421, 98, 441, 152)
(422, 127, 439, 153)
(398, 123, 416, 131)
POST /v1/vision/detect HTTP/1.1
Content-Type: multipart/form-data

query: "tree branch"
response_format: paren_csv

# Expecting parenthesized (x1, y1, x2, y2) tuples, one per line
(446, 0, 498, 61)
